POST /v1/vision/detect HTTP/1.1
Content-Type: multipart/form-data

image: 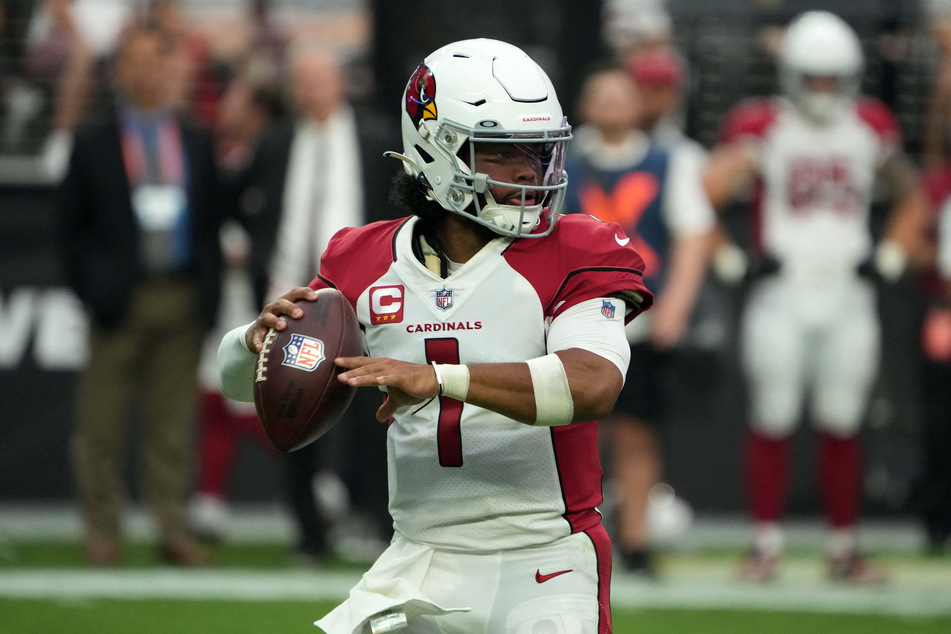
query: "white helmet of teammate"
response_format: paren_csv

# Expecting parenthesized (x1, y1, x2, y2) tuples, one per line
(779, 11, 864, 123)
(392, 38, 571, 238)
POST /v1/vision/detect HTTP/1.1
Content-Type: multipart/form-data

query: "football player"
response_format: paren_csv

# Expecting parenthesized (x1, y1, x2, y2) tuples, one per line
(219, 39, 652, 633)
(703, 11, 931, 583)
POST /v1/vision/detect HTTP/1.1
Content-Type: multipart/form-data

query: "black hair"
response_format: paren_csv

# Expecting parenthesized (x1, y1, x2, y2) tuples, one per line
(388, 172, 446, 222)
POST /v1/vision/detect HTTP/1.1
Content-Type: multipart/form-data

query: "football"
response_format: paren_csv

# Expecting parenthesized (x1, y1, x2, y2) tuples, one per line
(253, 288, 363, 452)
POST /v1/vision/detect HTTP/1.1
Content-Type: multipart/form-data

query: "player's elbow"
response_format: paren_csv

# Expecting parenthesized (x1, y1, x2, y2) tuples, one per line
(571, 368, 623, 421)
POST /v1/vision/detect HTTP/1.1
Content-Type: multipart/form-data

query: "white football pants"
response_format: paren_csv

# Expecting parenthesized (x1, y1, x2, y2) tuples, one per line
(741, 275, 880, 438)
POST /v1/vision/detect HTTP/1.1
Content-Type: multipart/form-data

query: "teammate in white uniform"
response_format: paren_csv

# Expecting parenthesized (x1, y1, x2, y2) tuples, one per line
(704, 11, 930, 583)
(218, 39, 652, 633)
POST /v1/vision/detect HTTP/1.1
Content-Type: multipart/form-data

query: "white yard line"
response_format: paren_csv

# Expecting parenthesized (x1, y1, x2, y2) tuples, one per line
(0, 568, 949, 617)
(0, 506, 930, 551)
(1, 507, 947, 617)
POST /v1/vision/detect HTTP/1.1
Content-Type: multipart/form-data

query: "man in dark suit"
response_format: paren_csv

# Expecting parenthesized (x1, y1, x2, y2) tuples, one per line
(58, 25, 223, 567)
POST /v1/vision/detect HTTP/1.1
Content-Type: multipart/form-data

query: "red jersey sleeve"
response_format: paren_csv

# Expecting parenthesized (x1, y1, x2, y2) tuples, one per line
(719, 98, 779, 144)
(504, 214, 653, 324)
(855, 97, 901, 146)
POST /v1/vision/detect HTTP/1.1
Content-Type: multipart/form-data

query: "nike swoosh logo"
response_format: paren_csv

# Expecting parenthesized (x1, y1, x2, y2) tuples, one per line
(535, 568, 573, 583)
(615, 234, 630, 246)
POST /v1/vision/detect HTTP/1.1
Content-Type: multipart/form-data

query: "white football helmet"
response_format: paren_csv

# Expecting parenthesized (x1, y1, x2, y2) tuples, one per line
(779, 11, 864, 123)
(391, 38, 571, 238)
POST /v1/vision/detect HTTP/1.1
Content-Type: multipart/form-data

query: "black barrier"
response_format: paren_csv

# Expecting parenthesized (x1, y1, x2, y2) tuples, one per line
(0, 185, 80, 499)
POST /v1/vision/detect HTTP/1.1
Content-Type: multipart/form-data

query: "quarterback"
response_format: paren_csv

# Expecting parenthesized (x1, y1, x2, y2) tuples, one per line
(219, 39, 652, 633)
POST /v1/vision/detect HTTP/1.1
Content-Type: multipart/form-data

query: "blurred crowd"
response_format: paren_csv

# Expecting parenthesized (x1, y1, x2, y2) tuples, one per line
(0, 0, 949, 578)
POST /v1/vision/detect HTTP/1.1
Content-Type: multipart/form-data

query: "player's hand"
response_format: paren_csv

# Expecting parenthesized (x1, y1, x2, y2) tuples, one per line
(336, 357, 439, 421)
(246, 287, 318, 353)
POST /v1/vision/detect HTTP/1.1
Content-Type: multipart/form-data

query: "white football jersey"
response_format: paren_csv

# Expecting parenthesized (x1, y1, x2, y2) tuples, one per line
(313, 214, 650, 551)
(722, 97, 900, 278)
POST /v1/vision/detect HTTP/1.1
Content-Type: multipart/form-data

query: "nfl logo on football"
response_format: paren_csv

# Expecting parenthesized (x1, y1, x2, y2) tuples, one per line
(601, 300, 615, 319)
(281, 334, 326, 372)
(435, 288, 453, 310)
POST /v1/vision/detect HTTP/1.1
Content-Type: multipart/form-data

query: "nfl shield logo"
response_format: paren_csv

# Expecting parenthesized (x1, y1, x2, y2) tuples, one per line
(281, 334, 325, 372)
(601, 300, 616, 319)
(435, 288, 453, 310)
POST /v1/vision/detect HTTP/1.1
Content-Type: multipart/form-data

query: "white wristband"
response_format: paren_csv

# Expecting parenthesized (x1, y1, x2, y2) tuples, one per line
(432, 362, 470, 401)
(527, 353, 574, 426)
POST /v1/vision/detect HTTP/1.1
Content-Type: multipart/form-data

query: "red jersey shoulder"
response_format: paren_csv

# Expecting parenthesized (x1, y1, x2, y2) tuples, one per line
(311, 217, 411, 305)
(719, 98, 779, 144)
(854, 97, 900, 144)
(548, 214, 647, 270)
(505, 214, 651, 319)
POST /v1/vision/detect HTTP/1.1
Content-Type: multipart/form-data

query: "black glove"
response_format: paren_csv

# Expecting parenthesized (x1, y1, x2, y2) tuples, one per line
(745, 255, 782, 282)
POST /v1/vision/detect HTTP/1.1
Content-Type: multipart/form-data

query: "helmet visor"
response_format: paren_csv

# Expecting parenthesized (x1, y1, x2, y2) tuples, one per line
(462, 124, 570, 207)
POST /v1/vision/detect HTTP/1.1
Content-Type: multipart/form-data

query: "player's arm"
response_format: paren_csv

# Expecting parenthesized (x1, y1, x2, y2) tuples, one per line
(336, 297, 631, 425)
(651, 145, 717, 348)
(217, 286, 318, 401)
(703, 141, 758, 210)
(876, 150, 934, 273)
(650, 230, 714, 348)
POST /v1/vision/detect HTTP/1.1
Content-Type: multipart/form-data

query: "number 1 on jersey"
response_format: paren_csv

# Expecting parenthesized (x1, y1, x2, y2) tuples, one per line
(425, 338, 463, 467)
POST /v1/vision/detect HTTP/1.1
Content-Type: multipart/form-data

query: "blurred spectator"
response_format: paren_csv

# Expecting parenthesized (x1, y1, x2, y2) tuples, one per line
(602, 0, 673, 59)
(915, 163, 951, 553)
(629, 46, 742, 361)
(704, 11, 931, 583)
(628, 47, 687, 149)
(192, 37, 400, 561)
(188, 219, 270, 545)
(923, 0, 951, 168)
(8, 0, 89, 155)
(24, 0, 80, 91)
(144, 0, 220, 127)
(188, 60, 286, 544)
(30, 0, 134, 177)
(247, 0, 288, 68)
(215, 55, 285, 171)
(0, 1, 22, 150)
(57, 25, 223, 567)
(564, 61, 715, 576)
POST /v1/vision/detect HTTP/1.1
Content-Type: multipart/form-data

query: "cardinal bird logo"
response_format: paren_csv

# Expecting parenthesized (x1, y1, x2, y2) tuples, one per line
(406, 63, 437, 127)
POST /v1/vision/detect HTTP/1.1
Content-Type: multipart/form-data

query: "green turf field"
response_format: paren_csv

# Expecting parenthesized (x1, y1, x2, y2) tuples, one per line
(2, 599, 951, 634)
(2, 538, 950, 633)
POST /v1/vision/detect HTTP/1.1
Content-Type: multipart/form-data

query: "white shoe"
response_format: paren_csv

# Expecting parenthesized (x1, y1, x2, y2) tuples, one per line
(187, 494, 230, 542)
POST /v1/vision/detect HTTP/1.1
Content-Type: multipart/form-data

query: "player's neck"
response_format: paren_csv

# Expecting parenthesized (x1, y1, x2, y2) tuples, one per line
(434, 215, 496, 265)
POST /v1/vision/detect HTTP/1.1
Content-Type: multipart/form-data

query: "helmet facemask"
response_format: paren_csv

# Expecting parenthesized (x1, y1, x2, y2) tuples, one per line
(435, 122, 570, 238)
(782, 72, 860, 124)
